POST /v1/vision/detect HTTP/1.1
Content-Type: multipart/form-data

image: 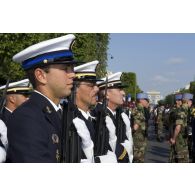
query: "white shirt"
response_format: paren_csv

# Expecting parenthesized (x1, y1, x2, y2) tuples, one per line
(107, 107, 116, 117)
(78, 108, 95, 121)
(0, 119, 8, 148)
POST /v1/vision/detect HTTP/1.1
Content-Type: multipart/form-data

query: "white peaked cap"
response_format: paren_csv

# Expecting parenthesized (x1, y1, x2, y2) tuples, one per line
(0, 79, 30, 90)
(97, 72, 124, 89)
(12, 34, 76, 70)
(74, 60, 102, 82)
(98, 72, 122, 83)
(74, 60, 99, 73)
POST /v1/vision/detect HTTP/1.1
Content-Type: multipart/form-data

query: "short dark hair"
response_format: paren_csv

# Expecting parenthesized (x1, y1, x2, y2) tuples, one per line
(26, 66, 50, 89)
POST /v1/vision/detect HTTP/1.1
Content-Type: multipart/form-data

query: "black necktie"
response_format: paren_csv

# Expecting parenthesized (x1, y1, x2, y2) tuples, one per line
(88, 116, 92, 122)
(57, 109, 62, 119)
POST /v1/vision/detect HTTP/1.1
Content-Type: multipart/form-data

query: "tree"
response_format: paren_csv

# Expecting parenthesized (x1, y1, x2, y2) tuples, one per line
(121, 72, 142, 100)
(73, 33, 109, 77)
(0, 33, 109, 84)
(190, 81, 195, 96)
(164, 94, 175, 106)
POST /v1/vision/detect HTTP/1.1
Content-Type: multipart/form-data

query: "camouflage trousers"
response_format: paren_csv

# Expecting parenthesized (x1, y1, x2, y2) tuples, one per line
(169, 133, 189, 163)
(133, 130, 147, 163)
(157, 122, 163, 139)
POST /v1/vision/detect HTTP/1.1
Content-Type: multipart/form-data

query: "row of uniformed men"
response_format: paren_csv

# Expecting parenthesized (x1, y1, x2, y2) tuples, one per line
(0, 34, 149, 163)
(167, 93, 194, 163)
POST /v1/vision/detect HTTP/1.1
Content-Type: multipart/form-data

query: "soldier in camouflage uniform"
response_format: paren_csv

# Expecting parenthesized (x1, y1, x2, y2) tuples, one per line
(169, 93, 193, 163)
(156, 102, 165, 142)
(131, 92, 149, 163)
(168, 94, 183, 162)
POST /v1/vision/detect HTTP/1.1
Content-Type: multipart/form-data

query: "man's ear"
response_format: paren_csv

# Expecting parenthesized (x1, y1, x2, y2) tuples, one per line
(9, 95, 16, 104)
(34, 68, 47, 85)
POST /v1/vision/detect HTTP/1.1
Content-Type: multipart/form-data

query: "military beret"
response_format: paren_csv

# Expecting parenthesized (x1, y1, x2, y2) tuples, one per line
(182, 93, 193, 100)
(136, 92, 149, 100)
(175, 94, 182, 100)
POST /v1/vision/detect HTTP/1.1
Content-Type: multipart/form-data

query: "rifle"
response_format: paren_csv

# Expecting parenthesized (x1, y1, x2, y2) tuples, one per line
(0, 79, 10, 117)
(94, 76, 108, 156)
(115, 107, 126, 144)
(60, 82, 81, 163)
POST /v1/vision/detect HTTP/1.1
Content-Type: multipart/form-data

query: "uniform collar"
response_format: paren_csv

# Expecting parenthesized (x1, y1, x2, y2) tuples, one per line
(107, 106, 116, 116)
(78, 108, 95, 120)
(34, 90, 61, 111)
(5, 107, 13, 113)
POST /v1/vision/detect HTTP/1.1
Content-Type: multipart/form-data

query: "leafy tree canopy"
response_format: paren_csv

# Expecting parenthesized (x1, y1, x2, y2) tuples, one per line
(0, 33, 109, 84)
(121, 72, 142, 100)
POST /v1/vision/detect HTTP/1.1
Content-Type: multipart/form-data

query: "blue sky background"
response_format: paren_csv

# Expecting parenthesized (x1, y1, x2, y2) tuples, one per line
(107, 33, 195, 98)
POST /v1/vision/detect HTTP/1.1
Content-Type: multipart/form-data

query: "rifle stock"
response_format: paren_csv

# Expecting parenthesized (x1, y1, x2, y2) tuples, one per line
(60, 83, 81, 163)
(116, 107, 127, 144)
(115, 107, 124, 144)
(94, 76, 108, 156)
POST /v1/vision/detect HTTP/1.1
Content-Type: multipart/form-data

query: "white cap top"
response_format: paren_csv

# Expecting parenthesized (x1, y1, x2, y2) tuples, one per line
(74, 60, 99, 73)
(97, 72, 123, 88)
(0, 79, 30, 90)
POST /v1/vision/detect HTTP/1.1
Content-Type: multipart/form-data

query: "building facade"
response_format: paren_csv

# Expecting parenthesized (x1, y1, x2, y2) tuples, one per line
(147, 91, 161, 105)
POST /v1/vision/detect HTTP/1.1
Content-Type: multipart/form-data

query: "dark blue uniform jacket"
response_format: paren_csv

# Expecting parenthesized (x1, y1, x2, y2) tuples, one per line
(7, 92, 61, 163)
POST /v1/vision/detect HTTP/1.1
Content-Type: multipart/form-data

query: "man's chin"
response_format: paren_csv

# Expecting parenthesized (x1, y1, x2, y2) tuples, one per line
(64, 90, 72, 97)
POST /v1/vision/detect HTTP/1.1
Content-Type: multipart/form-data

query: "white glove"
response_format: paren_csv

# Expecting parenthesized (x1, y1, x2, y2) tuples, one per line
(105, 116, 116, 140)
(121, 112, 132, 141)
(81, 143, 94, 162)
(109, 137, 117, 152)
(0, 120, 8, 149)
(73, 117, 93, 149)
(0, 147, 6, 163)
(80, 159, 93, 163)
(98, 150, 117, 163)
(121, 140, 133, 163)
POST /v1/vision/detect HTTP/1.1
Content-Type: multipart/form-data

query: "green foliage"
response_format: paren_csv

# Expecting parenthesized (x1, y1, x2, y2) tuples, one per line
(158, 99, 165, 105)
(73, 33, 109, 77)
(121, 72, 142, 100)
(0, 33, 109, 84)
(164, 94, 175, 105)
(179, 87, 190, 93)
(190, 81, 195, 96)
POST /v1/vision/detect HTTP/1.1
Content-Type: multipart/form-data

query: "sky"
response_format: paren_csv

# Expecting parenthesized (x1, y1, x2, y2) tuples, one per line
(107, 33, 195, 98)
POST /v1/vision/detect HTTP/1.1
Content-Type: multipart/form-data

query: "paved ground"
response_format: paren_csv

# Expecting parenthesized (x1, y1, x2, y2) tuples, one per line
(145, 120, 170, 163)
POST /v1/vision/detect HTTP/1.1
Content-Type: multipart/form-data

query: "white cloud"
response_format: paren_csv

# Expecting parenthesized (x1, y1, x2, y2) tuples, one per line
(152, 75, 179, 83)
(166, 57, 184, 65)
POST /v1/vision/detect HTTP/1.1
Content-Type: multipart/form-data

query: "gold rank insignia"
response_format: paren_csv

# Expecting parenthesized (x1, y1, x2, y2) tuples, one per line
(118, 148, 127, 160)
(52, 134, 59, 144)
(56, 149, 60, 162)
